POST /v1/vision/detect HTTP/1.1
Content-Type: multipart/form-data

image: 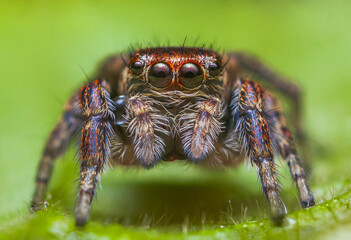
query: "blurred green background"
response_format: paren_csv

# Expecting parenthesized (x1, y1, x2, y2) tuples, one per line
(1, 0, 351, 239)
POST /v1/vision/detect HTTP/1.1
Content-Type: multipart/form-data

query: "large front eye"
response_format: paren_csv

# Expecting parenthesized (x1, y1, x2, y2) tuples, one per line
(179, 63, 203, 89)
(148, 62, 173, 88)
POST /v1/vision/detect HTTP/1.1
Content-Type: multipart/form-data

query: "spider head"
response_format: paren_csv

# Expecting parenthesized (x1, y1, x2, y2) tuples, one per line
(126, 47, 223, 95)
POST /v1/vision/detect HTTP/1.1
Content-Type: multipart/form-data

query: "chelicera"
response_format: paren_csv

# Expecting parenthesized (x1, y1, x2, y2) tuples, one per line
(31, 47, 315, 226)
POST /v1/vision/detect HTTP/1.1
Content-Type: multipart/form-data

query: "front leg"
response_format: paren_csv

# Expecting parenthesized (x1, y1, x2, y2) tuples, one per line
(231, 79, 286, 224)
(225, 53, 304, 143)
(76, 80, 115, 226)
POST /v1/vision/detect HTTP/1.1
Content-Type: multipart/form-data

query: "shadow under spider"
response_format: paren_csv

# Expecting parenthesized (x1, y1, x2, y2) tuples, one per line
(49, 157, 299, 227)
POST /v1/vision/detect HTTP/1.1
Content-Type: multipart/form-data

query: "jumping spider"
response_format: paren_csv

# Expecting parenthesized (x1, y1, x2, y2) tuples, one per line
(31, 47, 315, 226)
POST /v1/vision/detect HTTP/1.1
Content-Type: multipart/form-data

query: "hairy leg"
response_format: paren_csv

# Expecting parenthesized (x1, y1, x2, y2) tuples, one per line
(231, 79, 286, 224)
(94, 54, 129, 97)
(264, 91, 315, 208)
(225, 52, 304, 142)
(31, 54, 127, 212)
(31, 93, 82, 210)
(76, 79, 115, 226)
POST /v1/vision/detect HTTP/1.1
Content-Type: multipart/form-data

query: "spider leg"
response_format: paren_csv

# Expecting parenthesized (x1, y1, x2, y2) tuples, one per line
(225, 52, 304, 142)
(76, 79, 115, 226)
(231, 79, 286, 224)
(264, 91, 315, 208)
(94, 54, 129, 97)
(31, 53, 127, 223)
(31, 93, 82, 211)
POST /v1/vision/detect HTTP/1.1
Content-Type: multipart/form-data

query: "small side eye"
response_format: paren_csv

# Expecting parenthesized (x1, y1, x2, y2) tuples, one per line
(208, 62, 221, 76)
(148, 62, 173, 88)
(130, 60, 144, 75)
(179, 63, 203, 89)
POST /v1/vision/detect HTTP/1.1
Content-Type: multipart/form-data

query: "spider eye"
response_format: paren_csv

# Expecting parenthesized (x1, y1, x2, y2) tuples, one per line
(148, 62, 173, 88)
(208, 62, 221, 76)
(179, 63, 203, 89)
(130, 60, 144, 75)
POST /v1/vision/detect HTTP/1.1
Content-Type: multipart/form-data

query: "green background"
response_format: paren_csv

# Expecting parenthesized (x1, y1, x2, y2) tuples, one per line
(1, 0, 351, 239)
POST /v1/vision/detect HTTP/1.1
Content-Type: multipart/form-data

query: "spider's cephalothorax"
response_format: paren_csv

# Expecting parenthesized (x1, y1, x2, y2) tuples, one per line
(31, 47, 315, 226)
(120, 48, 227, 167)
